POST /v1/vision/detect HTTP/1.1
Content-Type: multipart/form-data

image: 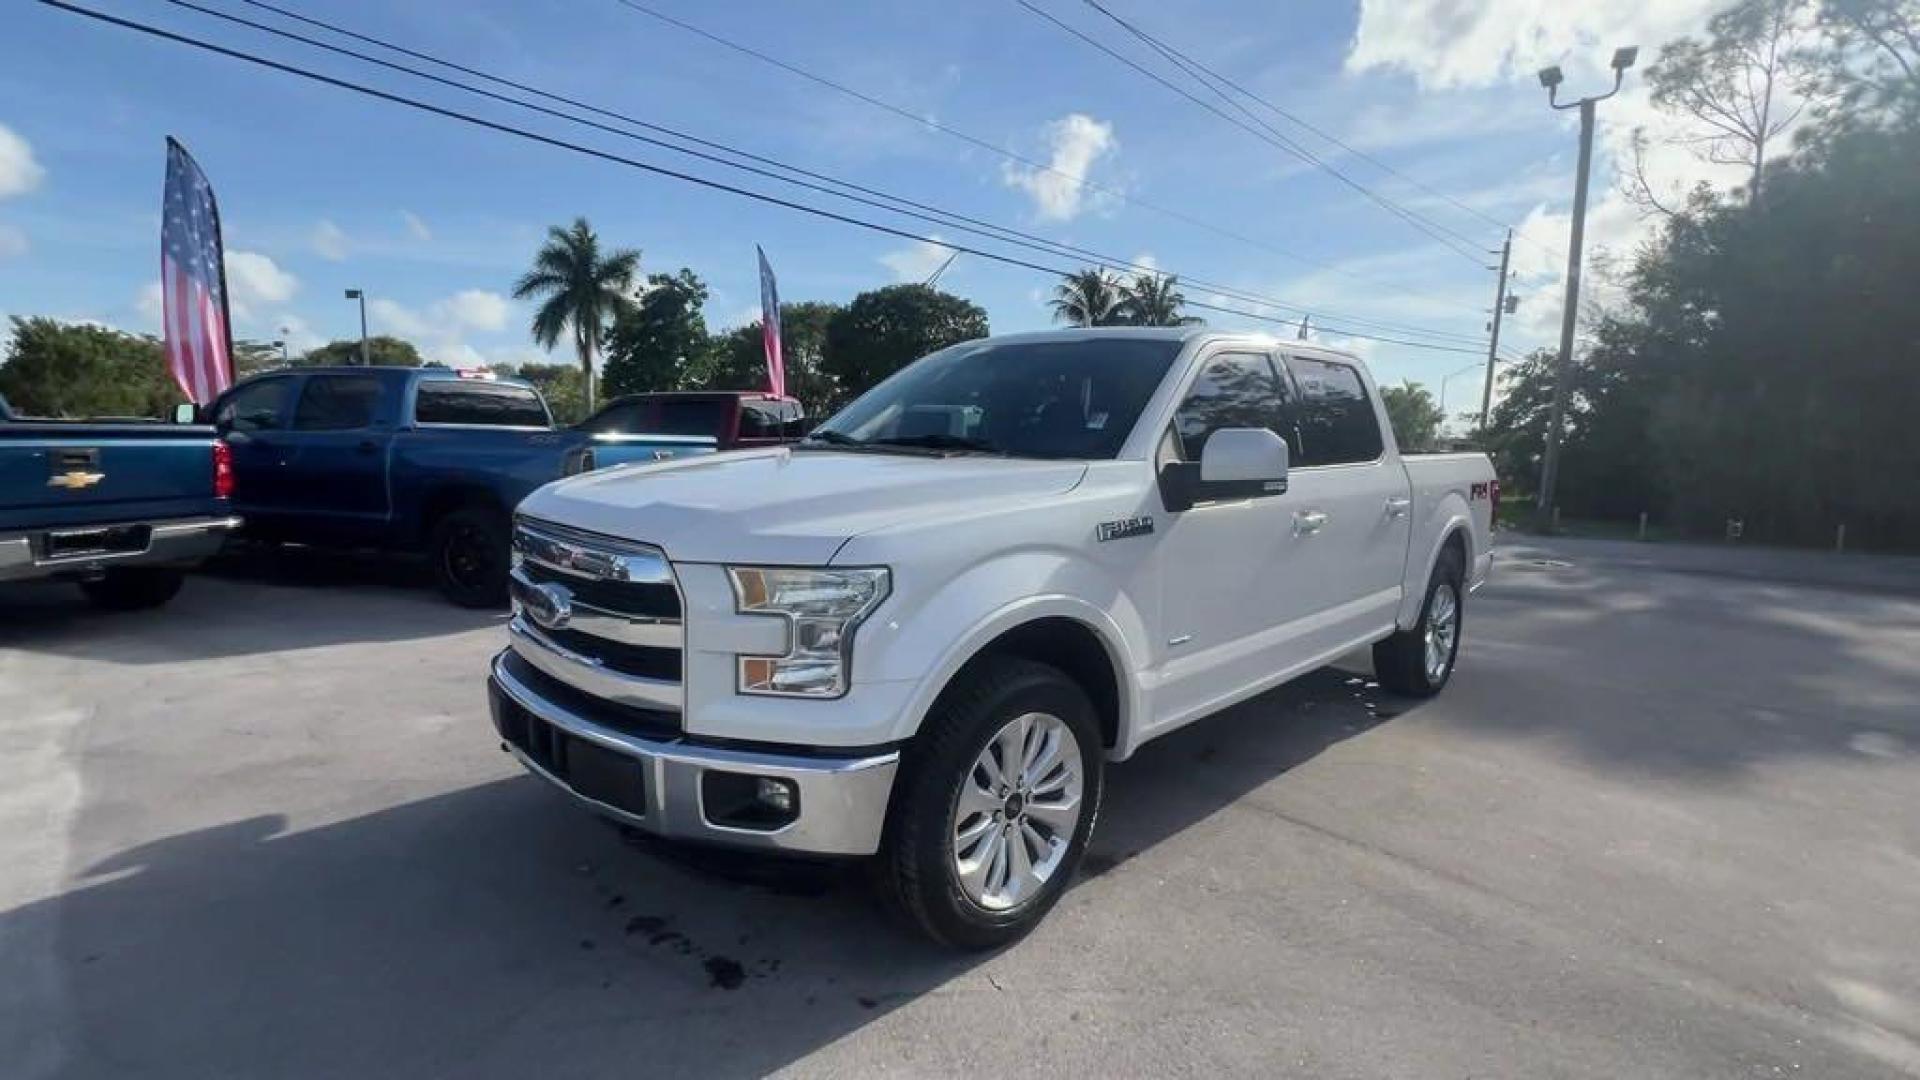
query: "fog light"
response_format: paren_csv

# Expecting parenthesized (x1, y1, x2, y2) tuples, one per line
(701, 771, 800, 830)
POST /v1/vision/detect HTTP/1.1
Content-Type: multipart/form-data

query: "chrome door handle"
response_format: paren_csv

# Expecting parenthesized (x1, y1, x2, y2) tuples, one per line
(1385, 496, 1411, 518)
(1293, 510, 1329, 535)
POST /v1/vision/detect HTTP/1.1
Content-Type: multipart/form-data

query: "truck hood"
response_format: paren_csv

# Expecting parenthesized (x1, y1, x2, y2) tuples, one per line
(520, 447, 1089, 565)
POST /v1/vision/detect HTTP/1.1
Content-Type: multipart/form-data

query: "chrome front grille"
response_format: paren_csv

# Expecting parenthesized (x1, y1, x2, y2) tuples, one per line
(509, 517, 684, 716)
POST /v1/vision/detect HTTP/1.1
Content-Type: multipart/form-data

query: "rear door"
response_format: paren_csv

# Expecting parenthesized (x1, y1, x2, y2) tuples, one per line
(1277, 353, 1411, 651)
(278, 370, 392, 538)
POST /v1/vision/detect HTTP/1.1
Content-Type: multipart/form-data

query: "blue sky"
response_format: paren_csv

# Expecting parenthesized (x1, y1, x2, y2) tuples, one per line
(0, 0, 1740, 408)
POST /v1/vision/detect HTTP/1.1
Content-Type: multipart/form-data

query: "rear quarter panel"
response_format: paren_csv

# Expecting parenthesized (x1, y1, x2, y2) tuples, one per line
(388, 425, 575, 540)
(1397, 452, 1495, 628)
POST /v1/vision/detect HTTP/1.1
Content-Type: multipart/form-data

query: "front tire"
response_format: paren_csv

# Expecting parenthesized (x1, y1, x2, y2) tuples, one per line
(78, 568, 185, 611)
(877, 656, 1104, 950)
(1374, 544, 1465, 697)
(430, 506, 510, 608)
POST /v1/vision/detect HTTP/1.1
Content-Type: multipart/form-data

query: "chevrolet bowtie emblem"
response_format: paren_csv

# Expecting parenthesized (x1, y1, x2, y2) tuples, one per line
(47, 471, 106, 490)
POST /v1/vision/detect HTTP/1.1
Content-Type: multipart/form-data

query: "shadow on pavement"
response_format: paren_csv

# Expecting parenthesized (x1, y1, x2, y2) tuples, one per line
(6, 667, 1405, 1079)
(0, 543, 499, 663)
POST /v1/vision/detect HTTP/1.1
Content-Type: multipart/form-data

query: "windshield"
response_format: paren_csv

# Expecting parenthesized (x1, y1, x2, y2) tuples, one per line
(810, 338, 1182, 459)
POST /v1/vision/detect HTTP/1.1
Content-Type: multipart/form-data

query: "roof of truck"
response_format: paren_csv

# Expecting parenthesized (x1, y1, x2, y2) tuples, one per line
(963, 326, 1362, 363)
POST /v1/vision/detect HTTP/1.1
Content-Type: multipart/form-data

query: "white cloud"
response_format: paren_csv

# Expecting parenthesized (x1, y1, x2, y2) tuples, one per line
(441, 289, 509, 332)
(311, 219, 348, 261)
(1001, 113, 1118, 222)
(366, 288, 517, 367)
(270, 314, 325, 356)
(134, 280, 164, 330)
(0, 124, 45, 199)
(224, 249, 299, 309)
(1345, 0, 1721, 91)
(400, 210, 431, 242)
(0, 222, 26, 259)
(879, 236, 955, 282)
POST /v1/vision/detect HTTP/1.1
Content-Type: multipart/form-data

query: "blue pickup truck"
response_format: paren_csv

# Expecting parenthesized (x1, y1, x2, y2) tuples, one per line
(205, 366, 712, 606)
(1, 394, 239, 609)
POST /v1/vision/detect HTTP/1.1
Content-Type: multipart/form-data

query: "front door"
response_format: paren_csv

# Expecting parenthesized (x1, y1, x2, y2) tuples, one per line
(1149, 348, 1315, 732)
(214, 374, 297, 520)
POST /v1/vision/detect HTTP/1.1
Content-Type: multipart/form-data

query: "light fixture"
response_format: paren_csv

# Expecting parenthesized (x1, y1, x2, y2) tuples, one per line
(1537, 65, 1563, 90)
(1611, 46, 1639, 71)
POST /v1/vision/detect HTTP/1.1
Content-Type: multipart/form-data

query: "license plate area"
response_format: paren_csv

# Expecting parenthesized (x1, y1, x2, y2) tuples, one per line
(493, 692, 648, 818)
(43, 524, 151, 560)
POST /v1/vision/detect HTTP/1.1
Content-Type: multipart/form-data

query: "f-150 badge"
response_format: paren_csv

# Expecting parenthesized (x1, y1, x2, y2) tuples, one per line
(1097, 516, 1154, 542)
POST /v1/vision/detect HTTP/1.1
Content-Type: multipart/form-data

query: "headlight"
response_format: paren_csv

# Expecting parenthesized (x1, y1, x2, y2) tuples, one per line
(727, 566, 890, 698)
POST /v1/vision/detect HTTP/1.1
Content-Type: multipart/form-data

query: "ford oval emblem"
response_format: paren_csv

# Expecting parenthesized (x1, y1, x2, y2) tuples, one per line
(522, 581, 573, 631)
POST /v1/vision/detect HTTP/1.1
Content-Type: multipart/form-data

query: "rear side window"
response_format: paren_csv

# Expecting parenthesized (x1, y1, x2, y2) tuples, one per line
(1287, 355, 1382, 466)
(581, 402, 644, 434)
(216, 377, 291, 432)
(740, 398, 803, 438)
(649, 399, 729, 438)
(293, 373, 383, 431)
(1172, 351, 1294, 461)
(414, 381, 549, 427)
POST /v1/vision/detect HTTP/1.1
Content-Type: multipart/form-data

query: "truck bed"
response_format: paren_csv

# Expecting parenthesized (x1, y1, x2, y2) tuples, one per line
(1, 421, 226, 532)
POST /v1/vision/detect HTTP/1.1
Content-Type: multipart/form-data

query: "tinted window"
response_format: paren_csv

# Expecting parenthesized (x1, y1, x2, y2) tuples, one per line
(1172, 352, 1294, 461)
(740, 398, 803, 438)
(1287, 355, 1382, 466)
(816, 338, 1180, 459)
(216, 377, 291, 432)
(414, 381, 549, 427)
(650, 399, 729, 438)
(293, 373, 383, 431)
(581, 402, 644, 434)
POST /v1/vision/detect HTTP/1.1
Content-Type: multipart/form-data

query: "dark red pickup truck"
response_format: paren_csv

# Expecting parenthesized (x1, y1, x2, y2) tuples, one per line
(576, 391, 807, 453)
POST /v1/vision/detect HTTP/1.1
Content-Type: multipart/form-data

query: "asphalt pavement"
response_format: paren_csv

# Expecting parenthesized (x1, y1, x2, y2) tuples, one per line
(2, 537, 1917, 1079)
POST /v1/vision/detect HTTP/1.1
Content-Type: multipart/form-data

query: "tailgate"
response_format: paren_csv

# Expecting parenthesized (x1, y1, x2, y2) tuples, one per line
(0, 430, 218, 529)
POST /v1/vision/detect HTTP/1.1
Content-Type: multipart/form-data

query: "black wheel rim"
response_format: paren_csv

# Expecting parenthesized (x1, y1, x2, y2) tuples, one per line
(443, 524, 493, 590)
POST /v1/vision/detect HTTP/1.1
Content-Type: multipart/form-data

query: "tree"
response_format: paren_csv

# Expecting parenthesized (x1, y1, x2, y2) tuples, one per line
(823, 285, 988, 398)
(297, 336, 424, 367)
(1118, 273, 1200, 327)
(0, 318, 180, 418)
(1643, 0, 1814, 204)
(602, 269, 713, 399)
(1379, 380, 1446, 453)
(511, 217, 640, 411)
(704, 301, 844, 417)
(494, 361, 589, 424)
(1050, 269, 1124, 327)
(1810, 0, 1920, 128)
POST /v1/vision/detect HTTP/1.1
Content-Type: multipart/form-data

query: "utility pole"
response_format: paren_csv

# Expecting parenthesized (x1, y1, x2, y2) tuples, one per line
(344, 288, 369, 365)
(1477, 230, 1512, 433)
(1535, 47, 1636, 525)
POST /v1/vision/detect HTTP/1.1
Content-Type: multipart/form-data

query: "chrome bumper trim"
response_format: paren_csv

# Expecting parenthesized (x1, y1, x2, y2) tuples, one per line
(0, 514, 240, 581)
(489, 649, 899, 856)
(508, 615, 682, 712)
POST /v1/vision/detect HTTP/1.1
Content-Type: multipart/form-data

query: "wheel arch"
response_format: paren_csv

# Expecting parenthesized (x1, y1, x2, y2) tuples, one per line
(1396, 498, 1475, 631)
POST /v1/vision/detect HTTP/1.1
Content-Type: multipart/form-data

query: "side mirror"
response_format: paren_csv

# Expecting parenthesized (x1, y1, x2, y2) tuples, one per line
(173, 402, 199, 425)
(1160, 427, 1290, 512)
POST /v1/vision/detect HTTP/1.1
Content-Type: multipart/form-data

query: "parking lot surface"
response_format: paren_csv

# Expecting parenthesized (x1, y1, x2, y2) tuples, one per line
(3, 538, 1918, 1078)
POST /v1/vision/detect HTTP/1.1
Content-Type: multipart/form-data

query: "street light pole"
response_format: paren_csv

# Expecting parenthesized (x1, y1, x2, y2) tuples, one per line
(1535, 47, 1636, 526)
(344, 288, 369, 366)
(1478, 230, 1513, 433)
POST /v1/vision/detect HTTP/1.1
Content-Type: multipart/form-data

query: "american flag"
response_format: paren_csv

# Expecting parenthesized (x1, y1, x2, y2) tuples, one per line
(756, 245, 786, 398)
(161, 138, 234, 404)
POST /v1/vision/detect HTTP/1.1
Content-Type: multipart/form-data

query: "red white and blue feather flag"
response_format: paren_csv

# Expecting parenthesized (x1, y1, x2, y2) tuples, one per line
(756, 245, 786, 398)
(161, 138, 235, 404)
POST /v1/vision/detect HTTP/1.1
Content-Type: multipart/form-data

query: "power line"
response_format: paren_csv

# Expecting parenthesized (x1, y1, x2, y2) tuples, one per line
(602, 0, 1485, 314)
(160, 0, 1491, 347)
(1015, 0, 1491, 265)
(34, 0, 1493, 356)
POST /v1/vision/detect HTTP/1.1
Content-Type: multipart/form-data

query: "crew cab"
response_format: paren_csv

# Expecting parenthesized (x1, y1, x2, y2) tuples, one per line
(204, 367, 701, 606)
(576, 391, 807, 460)
(487, 329, 1495, 947)
(1, 394, 238, 608)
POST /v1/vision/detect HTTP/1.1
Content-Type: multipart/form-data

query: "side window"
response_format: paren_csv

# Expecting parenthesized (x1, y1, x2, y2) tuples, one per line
(293, 373, 384, 431)
(1172, 351, 1293, 461)
(582, 402, 644, 434)
(651, 399, 729, 438)
(215, 378, 291, 433)
(1287, 355, 1383, 466)
(414, 381, 549, 427)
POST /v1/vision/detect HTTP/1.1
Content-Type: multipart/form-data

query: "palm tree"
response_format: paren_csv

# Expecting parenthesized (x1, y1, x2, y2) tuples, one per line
(1119, 272, 1200, 327)
(1050, 268, 1124, 327)
(512, 218, 641, 410)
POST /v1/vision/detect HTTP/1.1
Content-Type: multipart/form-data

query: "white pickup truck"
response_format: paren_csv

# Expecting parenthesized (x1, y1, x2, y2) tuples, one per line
(489, 328, 1494, 947)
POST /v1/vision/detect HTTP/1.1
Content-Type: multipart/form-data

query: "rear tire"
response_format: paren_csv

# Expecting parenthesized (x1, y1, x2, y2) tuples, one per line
(430, 506, 510, 608)
(1373, 543, 1465, 697)
(877, 656, 1104, 950)
(78, 568, 185, 611)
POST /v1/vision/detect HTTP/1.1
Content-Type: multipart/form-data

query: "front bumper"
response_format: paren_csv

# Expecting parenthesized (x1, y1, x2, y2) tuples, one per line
(0, 514, 241, 583)
(488, 649, 900, 856)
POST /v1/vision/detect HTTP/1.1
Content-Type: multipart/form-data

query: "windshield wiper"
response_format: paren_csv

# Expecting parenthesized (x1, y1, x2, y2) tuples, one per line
(865, 434, 1008, 456)
(796, 429, 944, 457)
